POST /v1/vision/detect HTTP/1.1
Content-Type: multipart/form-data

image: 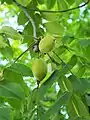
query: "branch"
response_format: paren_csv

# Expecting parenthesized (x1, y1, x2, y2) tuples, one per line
(13, 0, 38, 63)
(30, 0, 90, 13)
(14, 42, 34, 63)
(13, 0, 37, 40)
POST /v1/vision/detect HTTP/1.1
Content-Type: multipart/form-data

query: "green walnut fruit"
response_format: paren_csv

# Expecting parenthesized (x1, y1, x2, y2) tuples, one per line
(32, 58, 47, 81)
(39, 35, 55, 53)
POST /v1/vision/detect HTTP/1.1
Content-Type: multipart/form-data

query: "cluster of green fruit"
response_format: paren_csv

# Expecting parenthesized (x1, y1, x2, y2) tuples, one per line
(32, 35, 55, 81)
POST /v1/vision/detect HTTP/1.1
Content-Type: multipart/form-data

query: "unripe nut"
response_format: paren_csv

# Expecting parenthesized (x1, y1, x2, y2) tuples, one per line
(39, 35, 55, 53)
(32, 58, 47, 81)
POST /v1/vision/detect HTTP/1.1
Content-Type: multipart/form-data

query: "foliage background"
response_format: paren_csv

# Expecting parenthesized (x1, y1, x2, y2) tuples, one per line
(0, 0, 90, 120)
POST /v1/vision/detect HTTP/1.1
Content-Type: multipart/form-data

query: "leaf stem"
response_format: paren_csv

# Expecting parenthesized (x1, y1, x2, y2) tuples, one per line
(14, 42, 34, 63)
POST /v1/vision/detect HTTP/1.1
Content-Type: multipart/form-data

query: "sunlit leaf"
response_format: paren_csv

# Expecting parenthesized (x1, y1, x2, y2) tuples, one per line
(1, 46, 13, 59)
(45, 21, 64, 35)
(0, 26, 22, 40)
(16, 0, 32, 6)
(0, 35, 7, 48)
(57, 0, 69, 10)
(46, 0, 56, 9)
(42, 13, 59, 21)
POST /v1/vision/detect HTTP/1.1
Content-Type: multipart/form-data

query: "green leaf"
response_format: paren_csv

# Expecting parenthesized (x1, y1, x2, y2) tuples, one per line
(68, 98, 90, 120)
(23, 22, 33, 43)
(27, 88, 37, 110)
(3, 68, 24, 85)
(8, 63, 33, 77)
(16, 0, 32, 6)
(58, 75, 73, 92)
(73, 94, 89, 117)
(24, 22, 33, 35)
(23, 35, 33, 44)
(45, 21, 64, 35)
(0, 96, 22, 109)
(0, 35, 7, 48)
(85, 94, 90, 106)
(78, 39, 90, 47)
(3, 68, 29, 96)
(1, 0, 4, 4)
(83, 45, 90, 60)
(62, 34, 75, 44)
(57, 0, 69, 10)
(76, 66, 85, 77)
(34, 13, 42, 26)
(68, 93, 90, 119)
(0, 98, 4, 107)
(40, 91, 71, 120)
(38, 0, 45, 4)
(42, 13, 58, 21)
(67, 98, 78, 119)
(0, 26, 22, 40)
(52, 113, 63, 120)
(46, 0, 56, 9)
(18, 11, 28, 25)
(38, 70, 61, 100)
(66, 0, 74, 5)
(69, 75, 84, 94)
(54, 45, 66, 56)
(5, 0, 13, 4)
(7, 98, 22, 109)
(0, 107, 13, 120)
(1, 46, 13, 59)
(0, 82, 25, 100)
(69, 75, 90, 95)
(67, 55, 77, 69)
(75, 0, 83, 5)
